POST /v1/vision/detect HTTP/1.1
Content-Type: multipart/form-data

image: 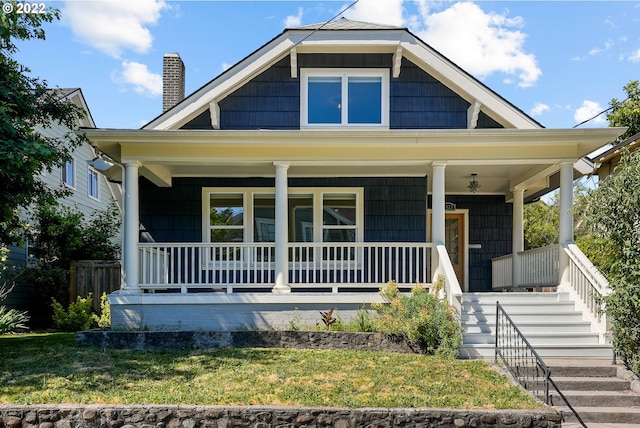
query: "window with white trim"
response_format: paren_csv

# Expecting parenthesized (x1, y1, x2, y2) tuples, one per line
(62, 159, 75, 188)
(88, 167, 99, 199)
(209, 193, 244, 243)
(301, 69, 389, 127)
(203, 188, 363, 245)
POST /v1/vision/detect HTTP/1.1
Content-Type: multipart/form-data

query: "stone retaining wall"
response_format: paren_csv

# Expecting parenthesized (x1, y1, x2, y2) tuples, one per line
(75, 330, 415, 353)
(0, 405, 562, 428)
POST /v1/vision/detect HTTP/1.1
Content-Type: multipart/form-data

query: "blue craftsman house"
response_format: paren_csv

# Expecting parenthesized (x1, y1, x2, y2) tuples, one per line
(85, 19, 623, 358)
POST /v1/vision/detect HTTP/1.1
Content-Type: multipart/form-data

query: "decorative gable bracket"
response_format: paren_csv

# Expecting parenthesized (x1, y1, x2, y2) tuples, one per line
(209, 100, 220, 130)
(392, 45, 403, 78)
(290, 47, 298, 78)
(467, 100, 482, 129)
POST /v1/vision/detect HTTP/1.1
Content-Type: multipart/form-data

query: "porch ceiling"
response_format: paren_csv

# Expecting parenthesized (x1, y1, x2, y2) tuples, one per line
(84, 127, 625, 199)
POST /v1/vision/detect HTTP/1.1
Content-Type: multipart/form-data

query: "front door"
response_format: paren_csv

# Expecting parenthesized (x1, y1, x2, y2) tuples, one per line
(444, 213, 464, 287)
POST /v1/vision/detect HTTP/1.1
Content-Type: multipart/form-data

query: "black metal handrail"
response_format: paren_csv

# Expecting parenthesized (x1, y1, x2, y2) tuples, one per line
(495, 301, 587, 427)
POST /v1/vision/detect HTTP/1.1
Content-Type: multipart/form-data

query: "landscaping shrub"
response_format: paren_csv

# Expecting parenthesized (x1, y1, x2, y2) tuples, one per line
(52, 294, 94, 331)
(372, 280, 461, 357)
(92, 292, 111, 329)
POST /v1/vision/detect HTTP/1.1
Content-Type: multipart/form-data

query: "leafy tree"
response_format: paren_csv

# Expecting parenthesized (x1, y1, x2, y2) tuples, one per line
(606, 80, 640, 142)
(0, 2, 85, 245)
(583, 149, 640, 374)
(524, 200, 558, 250)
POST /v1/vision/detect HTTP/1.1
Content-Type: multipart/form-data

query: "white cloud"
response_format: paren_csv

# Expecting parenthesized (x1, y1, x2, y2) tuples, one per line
(530, 103, 550, 117)
(588, 40, 614, 56)
(574, 100, 606, 126)
(340, 1, 541, 87)
(63, 0, 167, 58)
(343, 0, 405, 27)
(627, 48, 640, 62)
(115, 61, 163, 98)
(414, 2, 541, 88)
(285, 7, 304, 28)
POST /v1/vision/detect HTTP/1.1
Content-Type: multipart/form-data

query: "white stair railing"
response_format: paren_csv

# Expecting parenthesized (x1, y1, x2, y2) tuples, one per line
(435, 244, 462, 314)
(564, 243, 611, 343)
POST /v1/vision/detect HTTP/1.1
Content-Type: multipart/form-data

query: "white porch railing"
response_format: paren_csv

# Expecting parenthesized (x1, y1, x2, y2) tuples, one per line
(491, 245, 559, 290)
(564, 243, 610, 342)
(139, 242, 433, 293)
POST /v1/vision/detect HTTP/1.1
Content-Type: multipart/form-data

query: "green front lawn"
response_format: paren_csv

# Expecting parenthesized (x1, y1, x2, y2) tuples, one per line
(0, 333, 541, 409)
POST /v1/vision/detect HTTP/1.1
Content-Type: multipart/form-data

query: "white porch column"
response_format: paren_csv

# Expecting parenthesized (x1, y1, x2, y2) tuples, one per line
(273, 162, 291, 293)
(558, 161, 574, 288)
(431, 162, 446, 279)
(122, 162, 140, 291)
(512, 187, 525, 289)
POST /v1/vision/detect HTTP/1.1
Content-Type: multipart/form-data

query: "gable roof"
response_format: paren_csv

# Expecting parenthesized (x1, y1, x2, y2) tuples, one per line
(54, 87, 96, 128)
(295, 17, 402, 31)
(143, 18, 542, 131)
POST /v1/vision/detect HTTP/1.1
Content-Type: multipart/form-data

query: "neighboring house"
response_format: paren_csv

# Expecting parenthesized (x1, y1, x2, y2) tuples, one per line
(592, 131, 640, 181)
(85, 19, 623, 342)
(5, 89, 120, 306)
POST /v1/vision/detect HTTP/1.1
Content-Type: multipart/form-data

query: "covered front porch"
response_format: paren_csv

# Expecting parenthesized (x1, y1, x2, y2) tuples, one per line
(82, 128, 623, 331)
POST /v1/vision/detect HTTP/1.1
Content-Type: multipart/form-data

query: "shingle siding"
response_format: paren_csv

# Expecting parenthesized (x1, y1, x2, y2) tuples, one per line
(139, 177, 427, 244)
(182, 53, 503, 131)
(390, 59, 470, 129)
(218, 58, 299, 130)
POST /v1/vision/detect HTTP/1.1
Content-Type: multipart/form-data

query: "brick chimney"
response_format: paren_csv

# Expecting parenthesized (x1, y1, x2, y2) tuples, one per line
(162, 53, 185, 112)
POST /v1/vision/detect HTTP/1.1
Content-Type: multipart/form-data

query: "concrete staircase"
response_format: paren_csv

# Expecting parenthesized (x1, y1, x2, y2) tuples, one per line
(459, 292, 613, 359)
(543, 360, 640, 427)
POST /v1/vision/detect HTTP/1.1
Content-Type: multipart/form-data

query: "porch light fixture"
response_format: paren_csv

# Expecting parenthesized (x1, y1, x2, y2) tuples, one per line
(467, 173, 481, 193)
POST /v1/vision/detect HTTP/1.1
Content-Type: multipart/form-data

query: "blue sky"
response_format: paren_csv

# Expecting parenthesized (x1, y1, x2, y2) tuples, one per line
(12, 0, 640, 130)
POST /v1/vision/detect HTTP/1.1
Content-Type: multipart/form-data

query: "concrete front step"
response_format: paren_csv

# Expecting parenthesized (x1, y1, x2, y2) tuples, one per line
(563, 424, 640, 428)
(463, 292, 570, 304)
(463, 331, 600, 345)
(529, 360, 640, 426)
(547, 364, 618, 378)
(460, 291, 612, 359)
(462, 312, 584, 324)
(557, 406, 640, 424)
(548, 390, 640, 407)
(551, 376, 631, 392)
(463, 321, 592, 334)
(463, 301, 579, 315)
(461, 344, 614, 359)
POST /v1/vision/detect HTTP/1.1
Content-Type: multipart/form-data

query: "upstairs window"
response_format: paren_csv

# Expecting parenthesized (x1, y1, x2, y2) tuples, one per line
(88, 167, 99, 199)
(62, 159, 75, 188)
(301, 69, 389, 127)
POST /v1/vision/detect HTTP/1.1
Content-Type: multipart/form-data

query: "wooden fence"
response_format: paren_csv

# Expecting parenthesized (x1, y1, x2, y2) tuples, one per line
(70, 260, 120, 312)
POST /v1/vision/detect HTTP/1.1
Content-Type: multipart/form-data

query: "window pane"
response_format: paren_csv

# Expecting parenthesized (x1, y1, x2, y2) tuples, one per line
(63, 161, 74, 187)
(210, 229, 243, 243)
(308, 76, 341, 124)
(290, 195, 314, 242)
(445, 218, 459, 264)
(254, 195, 275, 242)
(323, 194, 356, 225)
(88, 169, 98, 198)
(210, 194, 243, 226)
(323, 229, 356, 243)
(348, 76, 382, 124)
